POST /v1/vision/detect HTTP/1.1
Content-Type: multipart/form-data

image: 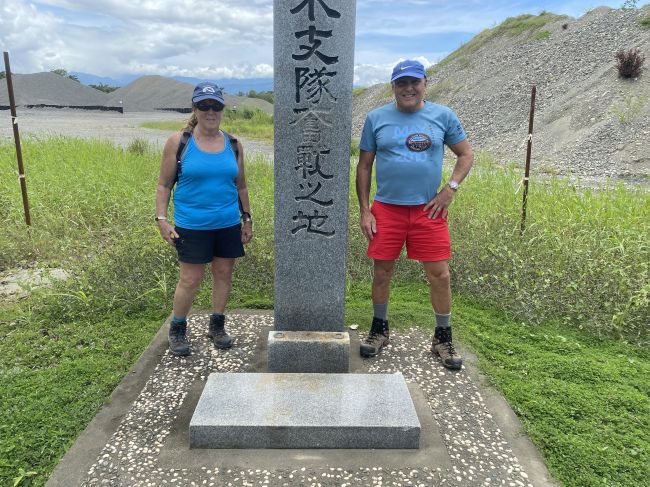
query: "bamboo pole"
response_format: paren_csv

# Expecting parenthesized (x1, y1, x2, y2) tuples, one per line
(3, 51, 31, 226)
(520, 85, 536, 235)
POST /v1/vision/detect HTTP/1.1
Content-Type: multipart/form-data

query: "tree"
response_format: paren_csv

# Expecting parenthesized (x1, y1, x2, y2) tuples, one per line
(0, 71, 5, 80)
(50, 68, 80, 83)
(89, 83, 119, 93)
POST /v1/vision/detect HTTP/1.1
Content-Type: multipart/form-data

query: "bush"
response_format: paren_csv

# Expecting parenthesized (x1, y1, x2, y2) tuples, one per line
(615, 48, 646, 78)
(126, 138, 150, 155)
(640, 15, 650, 28)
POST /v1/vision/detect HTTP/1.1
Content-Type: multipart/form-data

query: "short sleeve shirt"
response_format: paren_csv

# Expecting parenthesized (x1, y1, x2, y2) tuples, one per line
(359, 101, 466, 205)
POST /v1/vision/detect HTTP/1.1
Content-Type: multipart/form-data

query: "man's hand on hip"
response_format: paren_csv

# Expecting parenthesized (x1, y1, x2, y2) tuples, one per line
(360, 208, 377, 241)
(423, 187, 454, 219)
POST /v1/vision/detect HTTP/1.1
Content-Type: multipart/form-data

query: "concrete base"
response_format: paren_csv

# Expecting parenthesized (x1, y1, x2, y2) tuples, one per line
(267, 330, 350, 373)
(189, 372, 420, 449)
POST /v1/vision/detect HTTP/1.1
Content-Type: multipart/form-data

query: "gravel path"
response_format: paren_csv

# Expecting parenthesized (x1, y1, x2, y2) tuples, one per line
(76, 313, 541, 487)
(0, 108, 274, 160)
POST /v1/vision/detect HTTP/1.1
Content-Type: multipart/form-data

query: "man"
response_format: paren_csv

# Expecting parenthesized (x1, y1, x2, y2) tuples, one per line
(356, 59, 474, 370)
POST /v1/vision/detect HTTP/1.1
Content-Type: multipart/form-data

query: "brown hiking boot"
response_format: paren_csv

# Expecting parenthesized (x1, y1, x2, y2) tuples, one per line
(431, 327, 462, 370)
(360, 317, 390, 357)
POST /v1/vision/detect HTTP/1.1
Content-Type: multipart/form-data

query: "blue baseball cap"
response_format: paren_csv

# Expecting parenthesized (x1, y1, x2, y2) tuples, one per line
(390, 60, 426, 82)
(192, 81, 225, 105)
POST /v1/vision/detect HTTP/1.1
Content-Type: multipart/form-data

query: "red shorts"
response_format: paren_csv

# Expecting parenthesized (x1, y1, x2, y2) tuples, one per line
(367, 201, 451, 262)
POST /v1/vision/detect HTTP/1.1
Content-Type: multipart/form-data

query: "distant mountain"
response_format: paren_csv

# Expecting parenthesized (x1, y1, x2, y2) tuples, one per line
(71, 72, 273, 94)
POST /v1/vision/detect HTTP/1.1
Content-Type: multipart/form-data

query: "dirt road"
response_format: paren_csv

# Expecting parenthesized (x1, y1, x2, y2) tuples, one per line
(0, 108, 273, 159)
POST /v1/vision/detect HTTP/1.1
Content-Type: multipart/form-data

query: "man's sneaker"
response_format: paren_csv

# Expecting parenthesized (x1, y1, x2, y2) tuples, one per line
(360, 317, 390, 357)
(207, 313, 234, 349)
(431, 327, 462, 370)
(168, 320, 191, 356)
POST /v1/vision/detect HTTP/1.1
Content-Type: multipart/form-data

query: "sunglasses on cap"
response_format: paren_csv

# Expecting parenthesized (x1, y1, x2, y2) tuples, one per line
(194, 101, 224, 112)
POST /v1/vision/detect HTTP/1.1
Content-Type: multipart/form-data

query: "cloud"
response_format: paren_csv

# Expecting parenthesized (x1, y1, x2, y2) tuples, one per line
(354, 56, 435, 87)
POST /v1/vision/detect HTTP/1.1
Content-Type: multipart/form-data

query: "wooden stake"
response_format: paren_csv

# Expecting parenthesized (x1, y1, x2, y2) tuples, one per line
(520, 85, 536, 235)
(3, 51, 31, 226)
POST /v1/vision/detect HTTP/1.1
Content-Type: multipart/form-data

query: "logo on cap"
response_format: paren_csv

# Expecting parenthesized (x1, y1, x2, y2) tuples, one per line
(202, 86, 216, 94)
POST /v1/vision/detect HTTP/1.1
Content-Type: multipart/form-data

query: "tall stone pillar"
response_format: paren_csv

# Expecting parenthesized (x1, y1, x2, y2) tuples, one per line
(270, 0, 357, 372)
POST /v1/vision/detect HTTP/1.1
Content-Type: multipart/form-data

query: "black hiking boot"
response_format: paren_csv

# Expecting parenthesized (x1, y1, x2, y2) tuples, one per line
(360, 317, 390, 357)
(431, 327, 462, 370)
(168, 320, 190, 356)
(207, 313, 234, 349)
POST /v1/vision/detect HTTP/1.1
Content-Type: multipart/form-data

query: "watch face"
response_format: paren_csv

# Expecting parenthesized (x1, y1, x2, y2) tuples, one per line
(448, 181, 459, 190)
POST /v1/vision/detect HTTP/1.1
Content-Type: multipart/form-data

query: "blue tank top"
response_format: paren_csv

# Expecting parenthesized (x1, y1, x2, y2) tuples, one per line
(173, 133, 240, 230)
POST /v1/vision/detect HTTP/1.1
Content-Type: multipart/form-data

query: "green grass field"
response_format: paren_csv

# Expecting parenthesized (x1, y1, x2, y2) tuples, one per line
(1, 138, 649, 486)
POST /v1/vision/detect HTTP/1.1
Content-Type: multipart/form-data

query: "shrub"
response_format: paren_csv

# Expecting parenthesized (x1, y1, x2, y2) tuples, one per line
(534, 30, 551, 40)
(615, 48, 645, 78)
(126, 138, 149, 155)
(640, 15, 650, 28)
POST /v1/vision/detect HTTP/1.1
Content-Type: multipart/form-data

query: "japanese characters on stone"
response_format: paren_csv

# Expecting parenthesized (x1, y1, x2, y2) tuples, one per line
(288, 0, 341, 238)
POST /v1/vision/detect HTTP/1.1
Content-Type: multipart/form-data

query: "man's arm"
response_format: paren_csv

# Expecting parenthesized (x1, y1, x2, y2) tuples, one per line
(356, 149, 377, 241)
(423, 139, 474, 219)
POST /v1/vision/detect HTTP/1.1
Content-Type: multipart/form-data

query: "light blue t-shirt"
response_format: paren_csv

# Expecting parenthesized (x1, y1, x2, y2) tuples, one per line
(173, 134, 240, 230)
(359, 101, 466, 205)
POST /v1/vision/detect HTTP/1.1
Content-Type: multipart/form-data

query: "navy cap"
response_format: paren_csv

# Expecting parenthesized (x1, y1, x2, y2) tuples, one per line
(390, 60, 426, 82)
(192, 81, 225, 105)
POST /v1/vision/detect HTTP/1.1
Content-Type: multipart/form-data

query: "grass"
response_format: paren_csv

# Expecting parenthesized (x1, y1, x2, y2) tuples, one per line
(141, 107, 274, 142)
(1, 138, 649, 486)
(640, 15, 650, 28)
(430, 12, 565, 73)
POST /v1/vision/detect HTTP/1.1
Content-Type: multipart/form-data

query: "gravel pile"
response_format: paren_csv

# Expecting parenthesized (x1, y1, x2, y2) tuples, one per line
(353, 6, 650, 183)
(0, 72, 110, 107)
(1, 73, 272, 114)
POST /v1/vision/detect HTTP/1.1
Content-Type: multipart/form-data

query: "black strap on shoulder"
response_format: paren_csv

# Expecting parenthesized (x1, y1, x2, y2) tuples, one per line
(174, 129, 193, 185)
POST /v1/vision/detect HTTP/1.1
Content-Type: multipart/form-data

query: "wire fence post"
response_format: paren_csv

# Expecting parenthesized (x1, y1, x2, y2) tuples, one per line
(520, 84, 536, 235)
(3, 51, 31, 226)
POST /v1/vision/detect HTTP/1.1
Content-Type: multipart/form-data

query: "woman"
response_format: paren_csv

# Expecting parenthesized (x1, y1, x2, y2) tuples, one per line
(155, 81, 253, 356)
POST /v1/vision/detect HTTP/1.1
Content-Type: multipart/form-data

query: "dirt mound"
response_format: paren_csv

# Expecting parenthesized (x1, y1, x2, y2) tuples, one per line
(353, 7, 650, 183)
(1, 73, 273, 114)
(0, 72, 111, 107)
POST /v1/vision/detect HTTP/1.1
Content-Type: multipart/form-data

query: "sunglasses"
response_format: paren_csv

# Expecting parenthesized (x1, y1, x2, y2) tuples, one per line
(194, 101, 224, 112)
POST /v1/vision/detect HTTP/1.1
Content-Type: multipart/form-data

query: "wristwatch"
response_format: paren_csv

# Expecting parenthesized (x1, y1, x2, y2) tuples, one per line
(154, 216, 167, 222)
(241, 212, 252, 223)
(447, 180, 459, 192)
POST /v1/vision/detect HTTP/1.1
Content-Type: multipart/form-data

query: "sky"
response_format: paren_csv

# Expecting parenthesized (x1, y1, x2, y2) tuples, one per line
(0, 0, 626, 87)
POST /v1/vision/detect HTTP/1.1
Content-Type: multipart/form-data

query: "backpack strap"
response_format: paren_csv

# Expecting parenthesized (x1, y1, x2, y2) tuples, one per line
(174, 129, 193, 185)
(222, 131, 245, 215)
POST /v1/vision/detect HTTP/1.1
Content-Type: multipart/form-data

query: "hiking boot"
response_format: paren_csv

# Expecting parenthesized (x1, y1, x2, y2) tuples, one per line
(207, 313, 233, 349)
(360, 317, 390, 357)
(168, 320, 190, 356)
(431, 327, 462, 370)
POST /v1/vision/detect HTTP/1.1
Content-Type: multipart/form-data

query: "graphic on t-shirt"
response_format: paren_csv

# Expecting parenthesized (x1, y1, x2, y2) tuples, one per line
(405, 133, 432, 152)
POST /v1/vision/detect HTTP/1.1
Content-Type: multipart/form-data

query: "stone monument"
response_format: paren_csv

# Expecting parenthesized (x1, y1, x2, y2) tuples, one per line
(269, 0, 356, 373)
(190, 0, 421, 449)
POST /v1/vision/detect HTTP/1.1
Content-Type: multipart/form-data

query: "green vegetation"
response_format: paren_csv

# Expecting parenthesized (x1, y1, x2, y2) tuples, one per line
(639, 14, 650, 27)
(610, 94, 648, 123)
(50, 68, 79, 83)
(1, 139, 649, 486)
(242, 89, 274, 104)
(89, 83, 119, 93)
(352, 86, 368, 97)
(534, 29, 551, 40)
(430, 12, 565, 73)
(141, 107, 274, 142)
(426, 81, 454, 101)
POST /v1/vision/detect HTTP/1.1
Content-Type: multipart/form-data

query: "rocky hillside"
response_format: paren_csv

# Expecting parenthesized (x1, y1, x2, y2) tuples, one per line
(353, 6, 650, 183)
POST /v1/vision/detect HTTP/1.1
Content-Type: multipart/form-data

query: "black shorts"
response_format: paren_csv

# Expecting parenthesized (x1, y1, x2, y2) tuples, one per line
(174, 224, 245, 264)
